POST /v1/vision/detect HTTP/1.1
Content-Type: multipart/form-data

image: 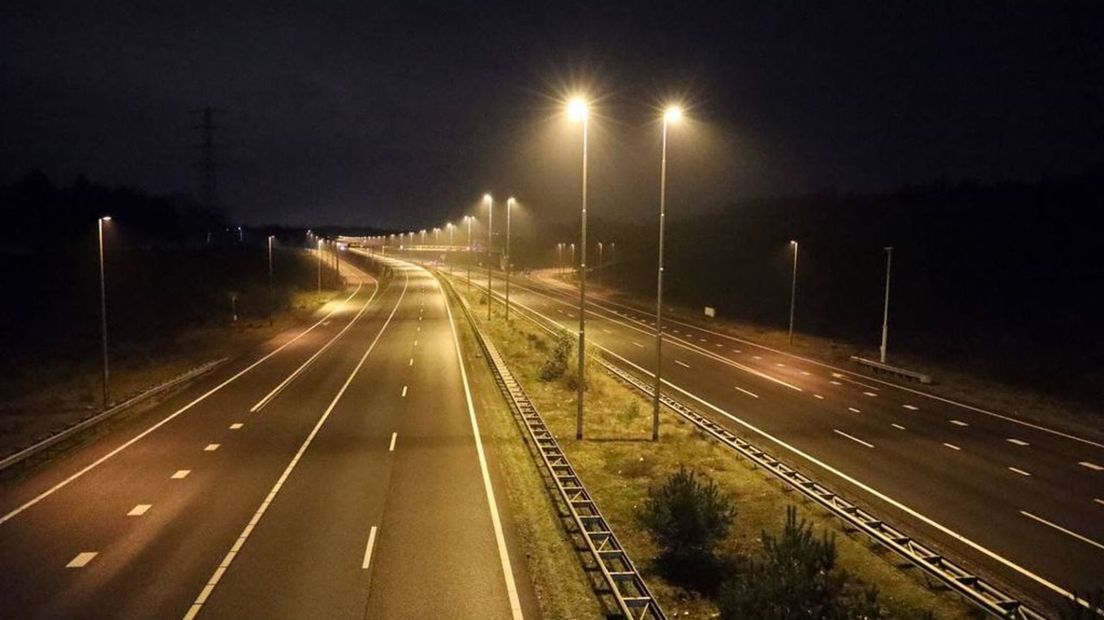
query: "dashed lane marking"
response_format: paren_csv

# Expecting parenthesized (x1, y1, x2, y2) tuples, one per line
(1007, 438, 1030, 446)
(128, 504, 152, 517)
(389, 433, 397, 452)
(1021, 511, 1104, 552)
(204, 444, 220, 452)
(675, 360, 691, 368)
(834, 429, 874, 448)
(943, 443, 961, 451)
(735, 386, 759, 399)
(402, 386, 408, 397)
(362, 526, 379, 569)
(813, 394, 825, 400)
(892, 423, 907, 430)
(171, 470, 191, 479)
(1008, 467, 1032, 477)
(229, 423, 243, 430)
(66, 552, 97, 568)
(950, 420, 969, 427)
(902, 404, 919, 410)
(1079, 461, 1104, 472)
(848, 407, 862, 413)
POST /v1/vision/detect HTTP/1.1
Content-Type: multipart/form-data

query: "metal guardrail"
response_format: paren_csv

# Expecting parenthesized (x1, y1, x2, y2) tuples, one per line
(439, 273, 666, 620)
(449, 272, 1051, 620)
(0, 358, 228, 472)
(851, 355, 933, 384)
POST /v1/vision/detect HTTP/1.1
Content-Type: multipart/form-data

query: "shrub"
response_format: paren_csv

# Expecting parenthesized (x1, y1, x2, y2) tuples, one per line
(539, 332, 574, 381)
(639, 467, 736, 592)
(717, 506, 883, 619)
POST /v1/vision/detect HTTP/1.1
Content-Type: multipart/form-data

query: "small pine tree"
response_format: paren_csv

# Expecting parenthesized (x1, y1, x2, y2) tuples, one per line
(538, 332, 573, 381)
(717, 506, 883, 619)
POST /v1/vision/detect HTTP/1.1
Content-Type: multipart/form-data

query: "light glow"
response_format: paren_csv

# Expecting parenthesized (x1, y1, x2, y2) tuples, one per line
(663, 105, 683, 123)
(567, 97, 589, 121)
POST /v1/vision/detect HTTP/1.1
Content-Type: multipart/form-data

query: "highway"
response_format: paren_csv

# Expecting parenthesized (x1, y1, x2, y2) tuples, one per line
(451, 262, 1104, 613)
(0, 255, 533, 619)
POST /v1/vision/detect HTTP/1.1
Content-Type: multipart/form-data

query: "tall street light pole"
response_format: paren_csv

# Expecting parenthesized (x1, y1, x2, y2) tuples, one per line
(880, 246, 893, 363)
(447, 222, 455, 273)
(653, 105, 681, 441)
(317, 238, 323, 293)
(484, 194, 494, 319)
(568, 97, 589, 440)
(505, 197, 515, 321)
(597, 242, 603, 287)
(788, 240, 798, 345)
(556, 243, 563, 276)
(466, 215, 473, 290)
(98, 216, 111, 408)
(268, 235, 275, 292)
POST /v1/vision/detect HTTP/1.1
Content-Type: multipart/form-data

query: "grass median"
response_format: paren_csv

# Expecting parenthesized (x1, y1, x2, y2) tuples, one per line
(446, 271, 979, 619)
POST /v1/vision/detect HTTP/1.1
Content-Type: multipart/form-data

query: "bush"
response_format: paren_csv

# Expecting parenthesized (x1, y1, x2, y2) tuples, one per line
(639, 467, 736, 592)
(717, 506, 883, 619)
(539, 332, 574, 381)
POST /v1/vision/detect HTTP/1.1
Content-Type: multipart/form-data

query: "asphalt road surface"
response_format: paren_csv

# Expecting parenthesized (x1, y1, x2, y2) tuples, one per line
(451, 261, 1104, 613)
(0, 255, 533, 620)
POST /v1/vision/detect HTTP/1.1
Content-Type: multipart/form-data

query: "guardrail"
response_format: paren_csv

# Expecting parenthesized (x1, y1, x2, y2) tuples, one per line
(0, 358, 227, 472)
(439, 272, 666, 620)
(445, 271, 1051, 620)
(851, 356, 933, 384)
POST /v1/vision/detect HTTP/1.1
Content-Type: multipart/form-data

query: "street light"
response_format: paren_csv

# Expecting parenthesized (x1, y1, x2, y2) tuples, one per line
(596, 242, 603, 287)
(484, 193, 494, 319)
(880, 246, 893, 363)
(446, 222, 455, 273)
(317, 238, 323, 293)
(97, 216, 111, 408)
(788, 240, 798, 345)
(505, 197, 515, 321)
(465, 215, 474, 290)
(268, 235, 275, 292)
(567, 96, 589, 439)
(652, 104, 681, 440)
(556, 243, 564, 276)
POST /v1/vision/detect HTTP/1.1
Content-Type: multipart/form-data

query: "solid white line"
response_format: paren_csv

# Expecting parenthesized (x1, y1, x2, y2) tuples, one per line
(735, 386, 759, 399)
(1079, 461, 1104, 471)
(362, 526, 379, 569)
(848, 407, 862, 414)
(204, 444, 220, 452)
(0, 283, 370, 527)
(674, 360, 691, 369)
(892, 423, 907, 430)
(833, 429, 874, 448)
(401, 385, 408, 398)
(171, 470, 191, 479)
(902, 404, 919, 411)
(1021, 511, 1104, 552)
(388, 432, 397, 452)
(249, 283, 379, 412)
(943, 443, 961, 451)
(1008, 466, 1032, 477)
(950, 420, 969, 427)
(66, 552, 97, 568)
(181, 272, 409, 620)
(127, 504, 152, 516)
(1007, 438, 1030, 446)
(441, 271, 525, 619)
(229, 423, 243, 430)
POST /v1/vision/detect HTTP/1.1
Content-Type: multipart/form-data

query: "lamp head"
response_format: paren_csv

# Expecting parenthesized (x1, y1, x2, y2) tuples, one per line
(100, 215, 111, 222)
(663, 105, 683, 123)
(567, 97, 589, 121)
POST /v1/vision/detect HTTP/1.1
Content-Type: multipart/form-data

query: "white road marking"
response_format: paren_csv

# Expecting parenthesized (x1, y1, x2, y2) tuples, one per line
(733, 349, 742, 353)
(834, 429, 874, 448)
(775, 362, 785, 367)
(831, 373, 881, 391)
(674, 360, 691, 369)
(171, 470, 191, 479)
(801, 371, 811, 376)
(389, 433, 397, 452)
(413, 339, 418, 347)
(1008, 467, 1032, 477)
(1007, 438, 1030, 446)
(1079, 461, 1104, 472)
(128, 504, 152, 516)
(735, 386, 759, 399)
(813, 394, 825, 399)
(716, 343, 724, 348)
(862, 391, 878, 397)
(902, 404, 919, 410)
(830, 380, 842, 386)
(1021, 511, 1104, 552)
(0, 283, 372, 527)
(441, 273, 525, 619)
(250, 284, 380, 413)
(66, 552, 97, 568)
(950, 420, 969, 427)
(1094, 499, 1104, 507)
(699, 338, 707, 343)
(943, 443, 961, 451)
(362, 526, 379, 569)
(602, 328, 613, 334)
(182, 272, 409, 620)
(892, 423, 907, 430)
(204, 444, 220, 452)
(632, 341, 645, 348)
(848, 407, 861, 413)
(752, 355, 762, 360)
(401, 385, 408, 397)
(409, 357, 414, 366)
(229, 423, 243, 430)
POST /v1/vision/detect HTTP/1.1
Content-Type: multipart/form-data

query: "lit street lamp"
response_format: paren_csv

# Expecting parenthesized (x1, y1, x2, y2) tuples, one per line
(447, 222, 455, 273)
(652, 104, 681, 440)
(97, 216, 111, 408)
(880, 246, 893, 363)
(568, 96, 589, 439)
(317, 238, 323, 293)
(505, 197, 515, 321)
(789, 240, 798, 345)
(465, 215, 473, 290)
(268, 235, 275, 293)
(596, 242, 603, 287)
(484, 193, 494, 319)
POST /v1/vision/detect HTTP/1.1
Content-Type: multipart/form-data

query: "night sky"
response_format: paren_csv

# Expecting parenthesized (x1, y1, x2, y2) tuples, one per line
(2, 1, 1101, 227)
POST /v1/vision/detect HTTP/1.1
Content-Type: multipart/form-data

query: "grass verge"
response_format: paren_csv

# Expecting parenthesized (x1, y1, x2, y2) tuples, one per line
(447, 272, 980, 619)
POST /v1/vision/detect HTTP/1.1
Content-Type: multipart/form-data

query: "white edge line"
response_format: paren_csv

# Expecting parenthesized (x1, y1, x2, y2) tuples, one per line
(1021, 511, 1104, 552)
(441, 268, 524, 620)
(833, 429, 874, 448)
(180, 272, 408, 620)
(0, 282, 370, 527)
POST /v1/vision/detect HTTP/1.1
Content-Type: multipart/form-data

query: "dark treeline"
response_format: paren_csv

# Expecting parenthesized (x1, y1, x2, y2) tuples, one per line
(512, 175, 1102, 404)
(0, 172, 336, 397)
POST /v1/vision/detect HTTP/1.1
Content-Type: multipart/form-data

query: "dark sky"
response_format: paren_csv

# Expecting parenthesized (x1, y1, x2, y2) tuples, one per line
(2, 1, 1101, 227)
